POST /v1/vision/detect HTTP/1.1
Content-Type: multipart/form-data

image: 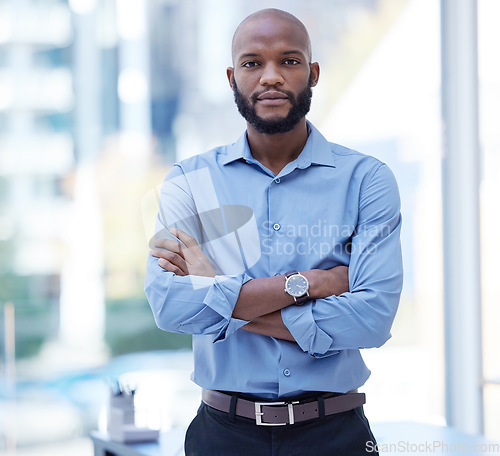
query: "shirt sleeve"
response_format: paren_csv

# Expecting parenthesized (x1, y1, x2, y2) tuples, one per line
(281, 163, 403, 358)
(144, 165, 251, 341)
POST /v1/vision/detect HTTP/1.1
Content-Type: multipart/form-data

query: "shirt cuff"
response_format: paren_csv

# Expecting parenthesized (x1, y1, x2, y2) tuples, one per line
(281, 302, 339, 358)
(203, 272, 252, 342)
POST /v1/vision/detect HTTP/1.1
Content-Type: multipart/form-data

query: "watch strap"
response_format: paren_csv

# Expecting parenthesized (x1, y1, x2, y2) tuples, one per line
(294, 294, 309, 305)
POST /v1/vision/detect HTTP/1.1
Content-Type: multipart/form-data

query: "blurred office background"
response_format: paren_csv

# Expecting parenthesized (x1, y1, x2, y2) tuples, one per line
(0, 0, 499, 454)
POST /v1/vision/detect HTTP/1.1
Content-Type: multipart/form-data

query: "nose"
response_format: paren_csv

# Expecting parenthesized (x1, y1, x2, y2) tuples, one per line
(259, 63, 284, 86)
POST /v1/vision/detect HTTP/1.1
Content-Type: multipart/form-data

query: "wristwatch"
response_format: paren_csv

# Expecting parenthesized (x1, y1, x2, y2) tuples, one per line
(284, 270, 309, 305)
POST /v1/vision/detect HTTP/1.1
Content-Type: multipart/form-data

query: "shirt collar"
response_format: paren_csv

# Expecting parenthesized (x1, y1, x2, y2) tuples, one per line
(221, 121, 335, 169)
(220, 131, 254, 166)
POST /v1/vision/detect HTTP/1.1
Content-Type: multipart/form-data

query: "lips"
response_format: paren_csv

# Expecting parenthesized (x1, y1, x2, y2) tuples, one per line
(255, 91, 289, 107)
(257, 91, 288, 101)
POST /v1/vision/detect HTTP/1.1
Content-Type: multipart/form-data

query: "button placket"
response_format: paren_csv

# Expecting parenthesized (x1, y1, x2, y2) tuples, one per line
(266, 177, 286, 275)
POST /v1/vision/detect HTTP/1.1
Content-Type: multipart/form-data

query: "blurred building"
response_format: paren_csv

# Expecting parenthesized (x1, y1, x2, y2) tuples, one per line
(0, 1, 74, 355)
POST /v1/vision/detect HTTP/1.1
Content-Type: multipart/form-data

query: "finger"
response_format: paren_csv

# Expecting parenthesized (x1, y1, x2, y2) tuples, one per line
(151, 250, 188, 274)
(170, 228, 200, 249)
(154, 238, 184, 255)
(157, 258, 186, 276)
(150, 248, 173, 259)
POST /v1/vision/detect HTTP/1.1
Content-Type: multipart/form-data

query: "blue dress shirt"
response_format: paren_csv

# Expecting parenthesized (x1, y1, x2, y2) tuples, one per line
(145, 122, 403, 399)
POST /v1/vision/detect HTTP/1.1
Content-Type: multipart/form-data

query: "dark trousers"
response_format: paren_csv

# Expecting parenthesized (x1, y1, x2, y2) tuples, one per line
(184, 401, 379, 456)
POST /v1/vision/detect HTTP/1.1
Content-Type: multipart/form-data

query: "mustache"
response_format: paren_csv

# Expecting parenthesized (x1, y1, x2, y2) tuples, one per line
(251, 89, 295, 103)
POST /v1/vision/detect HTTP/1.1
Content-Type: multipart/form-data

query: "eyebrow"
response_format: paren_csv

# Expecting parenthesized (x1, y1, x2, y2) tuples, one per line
(238, 49, 304, 60)
(239, 53, 260, 59)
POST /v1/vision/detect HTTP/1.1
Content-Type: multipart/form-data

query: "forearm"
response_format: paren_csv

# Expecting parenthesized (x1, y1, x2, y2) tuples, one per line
(231, 274, 294, 321)
(232, 266, 348, 321)
(241, 310, 295, 342)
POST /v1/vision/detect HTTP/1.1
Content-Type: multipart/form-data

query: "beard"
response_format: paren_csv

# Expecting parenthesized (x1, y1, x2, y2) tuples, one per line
(232, 74, 313, 135)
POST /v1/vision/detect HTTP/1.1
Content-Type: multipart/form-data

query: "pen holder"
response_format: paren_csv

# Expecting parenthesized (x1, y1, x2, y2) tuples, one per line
(107, 385, 159, 443)
(108, 392, 136, 431)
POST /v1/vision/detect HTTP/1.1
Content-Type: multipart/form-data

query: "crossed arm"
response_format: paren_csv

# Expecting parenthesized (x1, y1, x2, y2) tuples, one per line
(150, 227, 349, 342)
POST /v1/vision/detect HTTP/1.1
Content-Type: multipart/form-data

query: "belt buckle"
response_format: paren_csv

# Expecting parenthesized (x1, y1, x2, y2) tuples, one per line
(254, 401, 299, 426)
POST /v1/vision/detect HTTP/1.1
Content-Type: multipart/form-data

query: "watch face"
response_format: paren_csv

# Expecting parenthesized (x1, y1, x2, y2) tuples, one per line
(285, 274, 309, 297)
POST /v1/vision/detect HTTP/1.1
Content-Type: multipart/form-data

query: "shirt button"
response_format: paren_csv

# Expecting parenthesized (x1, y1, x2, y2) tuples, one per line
(273, 223, 281, 231)
(283, 369, 291, 377)
(274, 178, 281, 184)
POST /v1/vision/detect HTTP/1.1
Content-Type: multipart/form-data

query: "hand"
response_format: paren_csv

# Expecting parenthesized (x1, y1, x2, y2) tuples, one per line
(150, 228, 216, 277)
(304, 265, 349, 299)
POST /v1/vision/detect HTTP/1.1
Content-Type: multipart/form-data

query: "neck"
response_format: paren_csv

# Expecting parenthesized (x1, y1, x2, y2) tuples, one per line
(246, 119, 309, 175)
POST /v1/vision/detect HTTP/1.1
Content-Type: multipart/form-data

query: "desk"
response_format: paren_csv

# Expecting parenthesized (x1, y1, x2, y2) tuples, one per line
(91, 423, 500, 456)
(90, 428, 186, 456)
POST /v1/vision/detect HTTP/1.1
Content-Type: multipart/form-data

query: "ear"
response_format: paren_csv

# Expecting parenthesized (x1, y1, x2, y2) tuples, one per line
(309, 62, 320, 87)
(227, 67, 235, 89)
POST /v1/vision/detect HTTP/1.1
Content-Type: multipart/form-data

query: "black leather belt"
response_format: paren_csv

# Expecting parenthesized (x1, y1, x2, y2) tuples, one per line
(202, 389, 366, 426)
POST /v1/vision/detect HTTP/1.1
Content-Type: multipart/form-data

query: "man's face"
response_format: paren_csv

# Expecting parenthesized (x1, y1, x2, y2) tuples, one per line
(228, 14, 319, 135)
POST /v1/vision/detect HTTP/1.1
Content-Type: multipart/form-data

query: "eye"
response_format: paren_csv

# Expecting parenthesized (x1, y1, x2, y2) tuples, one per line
(283, 59, 300, 65)
(242, 61, 260, 68)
